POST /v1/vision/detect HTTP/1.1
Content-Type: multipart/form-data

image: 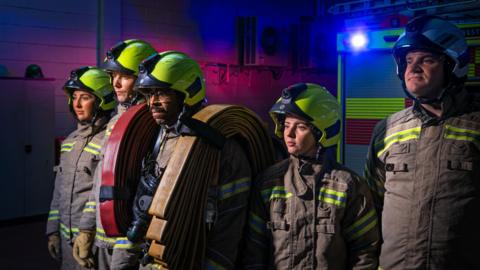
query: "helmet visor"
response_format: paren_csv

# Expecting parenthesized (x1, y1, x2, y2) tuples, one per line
(270, 83, 313, 122)
(64, 66, 92, 92)
(102, 41, 135, 75)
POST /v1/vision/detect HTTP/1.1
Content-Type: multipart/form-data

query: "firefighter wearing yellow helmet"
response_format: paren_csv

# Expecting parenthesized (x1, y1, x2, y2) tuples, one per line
(74, 40, 157, 269)
(244, 83, 380, 269)
(126, 51, 252, 269)
(46, 67, 115, 270)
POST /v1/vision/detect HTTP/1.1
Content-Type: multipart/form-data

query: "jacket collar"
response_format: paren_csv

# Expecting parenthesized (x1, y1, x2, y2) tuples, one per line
(288, 155, 323, 197)
(116, 96, 146, 115)
(75, 115, 109, 138)
(413, 85, 471, 125)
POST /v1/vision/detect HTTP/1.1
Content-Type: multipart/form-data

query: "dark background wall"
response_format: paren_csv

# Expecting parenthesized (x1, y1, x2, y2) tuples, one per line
(0, 0, 339, 136)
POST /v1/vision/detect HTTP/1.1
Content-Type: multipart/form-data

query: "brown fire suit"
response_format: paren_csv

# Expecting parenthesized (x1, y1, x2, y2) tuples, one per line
(141, 125, 252, 270)
(47, 116, 109, 270)
(365, 87, 480, 269)
(244, 155, 380, 270)
(79, 103, 142, 270)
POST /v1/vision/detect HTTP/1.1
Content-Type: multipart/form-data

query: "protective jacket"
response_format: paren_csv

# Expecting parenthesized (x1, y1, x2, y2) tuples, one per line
(365, 87, 480, 269)
(79, 102, 140, 250)
(142, 124, 252, 270)
(244, 155, 380, 270)
(47, 116, 109, 244)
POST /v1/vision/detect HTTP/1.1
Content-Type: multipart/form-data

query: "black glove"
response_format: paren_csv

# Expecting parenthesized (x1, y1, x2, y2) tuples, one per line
(127, 173, 160, 242)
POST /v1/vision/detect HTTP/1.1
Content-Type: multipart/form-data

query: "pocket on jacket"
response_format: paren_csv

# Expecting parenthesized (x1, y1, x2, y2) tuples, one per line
(389, 143, 410, 155)
(267, 220, 289, 231)
(316, 207, 335, 234)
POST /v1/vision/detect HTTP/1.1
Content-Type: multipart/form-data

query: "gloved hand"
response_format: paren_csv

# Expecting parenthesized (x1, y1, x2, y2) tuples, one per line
(47, 232, 61, 261)
(72, 230, 95, 268)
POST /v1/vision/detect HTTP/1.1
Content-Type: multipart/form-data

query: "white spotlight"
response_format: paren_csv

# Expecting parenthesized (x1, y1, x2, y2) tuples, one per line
(350, 33, 367, 49)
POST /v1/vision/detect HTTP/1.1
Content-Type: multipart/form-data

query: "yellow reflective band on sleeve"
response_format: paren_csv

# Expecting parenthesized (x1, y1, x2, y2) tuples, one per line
(113, 237, 139, 249)
(219, 177, 251, 200)
(444, 124, 480, 148)
(60, 142, 76, 152)
(318, 187, 347, 207)
(59, 223, 80, 238)
(84, 142, 102, 155)
(345, 209, 378, 242)
(95, 228, 139, 249)
(376, 127, 421, 157)
(83, 201, 96, 213)
(95, 227, 116, 243)
(48, 210, 60, 221)
(206, 259, 226, 270)
(261, 186, 292, 203)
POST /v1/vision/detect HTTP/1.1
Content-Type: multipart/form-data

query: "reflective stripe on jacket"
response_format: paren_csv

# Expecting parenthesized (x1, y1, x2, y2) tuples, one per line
(365, 88, 480, 269)
(244, 155, 380, 270)
(79, 104, 138, 250)
(46, 116, 109, 244)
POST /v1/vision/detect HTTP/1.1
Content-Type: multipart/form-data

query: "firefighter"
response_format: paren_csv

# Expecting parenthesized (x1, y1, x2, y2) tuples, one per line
(364, 15, 480, 269)
(46, 66, 116, 269)
(130, 51, 252, 269)
(75, 39, 156, 269)
(243, 83, 380, 269)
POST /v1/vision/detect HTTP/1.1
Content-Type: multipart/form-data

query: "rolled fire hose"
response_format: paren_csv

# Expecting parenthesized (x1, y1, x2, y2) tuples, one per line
(100, 103, 159, 236)
(146, 104, 276, 269)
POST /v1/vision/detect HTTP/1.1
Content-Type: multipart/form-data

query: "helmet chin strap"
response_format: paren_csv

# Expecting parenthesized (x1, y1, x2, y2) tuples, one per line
(403, 71, 457, 105)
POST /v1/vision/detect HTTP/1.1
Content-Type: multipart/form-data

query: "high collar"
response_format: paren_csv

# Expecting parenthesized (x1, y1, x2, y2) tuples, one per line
(116, 96, 146, 114)
(288, 155, 323, 197)
(75, 115, 109, 138)
(413, 85, 472, 125)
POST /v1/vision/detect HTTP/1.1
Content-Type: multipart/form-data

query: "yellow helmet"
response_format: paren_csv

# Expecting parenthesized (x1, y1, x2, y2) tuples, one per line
(270, 83, 341, 148)
(64, 66, 116, 112)
(134, 51, 206, 106)
(103, 39, 156, 76)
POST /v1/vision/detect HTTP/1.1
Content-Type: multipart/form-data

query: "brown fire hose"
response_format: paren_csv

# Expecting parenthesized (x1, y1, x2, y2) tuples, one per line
(146, 104, 276, 269)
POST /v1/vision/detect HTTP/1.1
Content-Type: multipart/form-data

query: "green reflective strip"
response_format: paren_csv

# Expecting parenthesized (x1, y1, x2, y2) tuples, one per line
(346, 98, 406, 119)
(95, 227, 117, 243)
(206, 259, 226, 270)
(84, 146, 101, 155)
(261, 186, 292, 202)
(59, 223, 79, 237)
(345, 209, 378, 241)
(61, 142, 75, 147)
(87, 141, 101, 149)
(83, 201, 96, 213)
(48, 210, 60, 221)
(445, 124, 480, 136)
(376, 127, 421, 157)
(113, 238, 139, 249)
(219, 177, 251, 200)
(444, 125, 480, 147)
(249, 212, 266, 235)
(60, 142, 75, 152)
(318, 187, 347, 207)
